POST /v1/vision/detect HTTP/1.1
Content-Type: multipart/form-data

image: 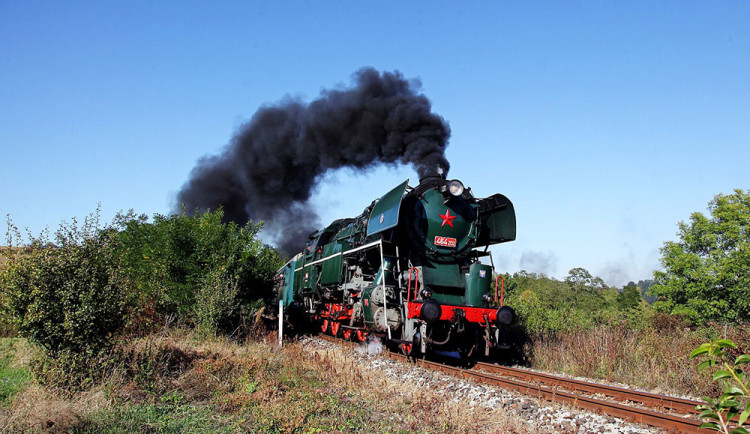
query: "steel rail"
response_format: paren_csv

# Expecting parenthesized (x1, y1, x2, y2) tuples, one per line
(410, 357, 703, 434)
(315, 334, 704, 433)
(474, 362, 703, 416)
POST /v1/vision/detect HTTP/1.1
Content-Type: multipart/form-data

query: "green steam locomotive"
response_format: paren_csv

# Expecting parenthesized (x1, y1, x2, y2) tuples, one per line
(274, 174, 516, 358)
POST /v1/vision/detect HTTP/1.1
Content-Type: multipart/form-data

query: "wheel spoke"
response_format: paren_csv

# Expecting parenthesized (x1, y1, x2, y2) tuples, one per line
(356, 330, 368, 342)
(331, 321, 340, 337)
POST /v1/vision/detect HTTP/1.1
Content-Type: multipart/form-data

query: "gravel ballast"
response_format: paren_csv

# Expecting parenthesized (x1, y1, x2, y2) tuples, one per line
(303, 336, 663, 433)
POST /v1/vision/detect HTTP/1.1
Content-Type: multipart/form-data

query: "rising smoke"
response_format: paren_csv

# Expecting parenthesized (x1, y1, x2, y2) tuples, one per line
(175, 68, 451, 255)
(519, 250, 559, 276)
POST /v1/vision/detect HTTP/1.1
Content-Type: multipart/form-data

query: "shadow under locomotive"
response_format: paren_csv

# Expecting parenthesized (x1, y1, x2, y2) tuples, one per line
(272, 174, 523, 363)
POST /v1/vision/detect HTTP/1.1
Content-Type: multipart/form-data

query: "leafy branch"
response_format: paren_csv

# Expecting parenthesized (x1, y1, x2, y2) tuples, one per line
(691, 339, 750, 433)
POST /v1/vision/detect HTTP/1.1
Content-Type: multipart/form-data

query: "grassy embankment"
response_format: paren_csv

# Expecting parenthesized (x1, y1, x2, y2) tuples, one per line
(0, 330, 523, 433)
(0, 339, 29, 408)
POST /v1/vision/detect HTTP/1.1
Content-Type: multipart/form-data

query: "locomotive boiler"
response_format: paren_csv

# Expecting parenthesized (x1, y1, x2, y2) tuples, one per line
(274, 174, 516, 358)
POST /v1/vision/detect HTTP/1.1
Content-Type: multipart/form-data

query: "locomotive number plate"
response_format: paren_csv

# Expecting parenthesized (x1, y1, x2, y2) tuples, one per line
(434, 236, 457, 248)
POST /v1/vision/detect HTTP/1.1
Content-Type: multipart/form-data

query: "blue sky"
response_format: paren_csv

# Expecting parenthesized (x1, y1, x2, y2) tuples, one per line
(2, 1, 749, 286)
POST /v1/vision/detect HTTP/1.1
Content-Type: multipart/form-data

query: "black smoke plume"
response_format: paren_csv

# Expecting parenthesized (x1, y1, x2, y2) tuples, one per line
(175, 67, 451, 255)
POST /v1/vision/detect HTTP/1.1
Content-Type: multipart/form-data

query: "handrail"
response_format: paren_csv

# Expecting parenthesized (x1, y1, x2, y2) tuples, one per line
(495, 275, 505, 307)
(407, 267, 419, 302)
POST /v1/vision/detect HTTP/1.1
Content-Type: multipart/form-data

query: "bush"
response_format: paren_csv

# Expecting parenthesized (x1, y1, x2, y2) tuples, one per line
(2, 210, 128, 358)
(195, 269, 240, 336)
(114, 209, 283, 334)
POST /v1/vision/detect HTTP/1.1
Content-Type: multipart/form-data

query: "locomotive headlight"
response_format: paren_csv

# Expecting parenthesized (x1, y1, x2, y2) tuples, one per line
(448, 180, 464, 196)
(420, 288, 433, 299)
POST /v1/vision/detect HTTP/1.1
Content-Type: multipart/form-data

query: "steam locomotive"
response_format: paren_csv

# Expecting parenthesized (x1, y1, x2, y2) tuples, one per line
(274, 174, 516, 359)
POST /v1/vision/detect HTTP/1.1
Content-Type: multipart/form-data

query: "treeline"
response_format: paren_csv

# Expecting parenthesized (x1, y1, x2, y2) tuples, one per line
(505, 188, 750, 334)
(501, 268, 658, 334)
(0, 209, 283, 383)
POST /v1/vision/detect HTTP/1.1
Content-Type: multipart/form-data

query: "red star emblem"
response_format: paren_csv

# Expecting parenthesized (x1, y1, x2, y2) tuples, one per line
(439, 209, 457, 227)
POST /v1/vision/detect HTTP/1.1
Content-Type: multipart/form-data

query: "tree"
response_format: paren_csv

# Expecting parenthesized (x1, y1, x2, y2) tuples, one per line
(617, 283, 642, 310)
(564, 267, 608, 292)
(650, 189, 750, 324)
(637, 280, 656, 304)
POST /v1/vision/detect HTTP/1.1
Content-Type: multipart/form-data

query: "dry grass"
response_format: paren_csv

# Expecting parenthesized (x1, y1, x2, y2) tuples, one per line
(526, 323, 750, 398)
(289, 341, 526, 433)
(0, 339, 110, 433)
(4, 323, 746, 432)
(0, 330, 529, 433)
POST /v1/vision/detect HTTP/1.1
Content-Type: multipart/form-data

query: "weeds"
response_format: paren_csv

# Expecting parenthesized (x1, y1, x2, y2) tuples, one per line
(526, 322, 750, 397)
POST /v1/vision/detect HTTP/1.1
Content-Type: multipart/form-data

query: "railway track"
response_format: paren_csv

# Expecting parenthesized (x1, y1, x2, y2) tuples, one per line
(316, 334, 705, 433)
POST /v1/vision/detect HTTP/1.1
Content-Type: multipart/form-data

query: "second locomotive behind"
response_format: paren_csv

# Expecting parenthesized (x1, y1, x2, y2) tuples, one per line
(275, 173, 517, 358)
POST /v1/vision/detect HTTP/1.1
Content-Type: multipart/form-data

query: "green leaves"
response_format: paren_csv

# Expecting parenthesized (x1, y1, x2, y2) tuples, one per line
(692, 339, 750, 433)
(717, 339, 739, 349)
(2, 209, 128, 358)
(114, 209, 284, 334)
(651, 189, 750, 325)
(691, 343, 712, 358)
(740, 408, 750, 425)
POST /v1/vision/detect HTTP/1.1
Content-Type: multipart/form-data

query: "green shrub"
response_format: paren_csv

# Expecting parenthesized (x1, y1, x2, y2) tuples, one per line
(30, 347, 120, 392)
(691, 339, 750, 433)
(195, 269, 240, 336)
(2, 210, 127, 358)
(114, 209, 283, 333)
(0, 245, 22, 337)
(1, 208, 283, 394)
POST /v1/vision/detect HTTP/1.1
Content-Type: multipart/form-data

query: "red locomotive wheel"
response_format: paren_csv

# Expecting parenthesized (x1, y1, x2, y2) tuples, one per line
(321, 319, 329, 334)
(356, 330, 368, 342)
(330, 321, 340, 337)
(342, 327, 352, 340)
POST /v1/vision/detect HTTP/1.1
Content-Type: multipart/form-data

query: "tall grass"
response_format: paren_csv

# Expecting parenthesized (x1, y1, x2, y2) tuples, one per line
(526, 322, 750, 397)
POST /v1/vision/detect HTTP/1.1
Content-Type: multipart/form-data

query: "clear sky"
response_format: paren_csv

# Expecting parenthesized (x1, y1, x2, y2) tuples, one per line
(2, 1, 749, 287)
